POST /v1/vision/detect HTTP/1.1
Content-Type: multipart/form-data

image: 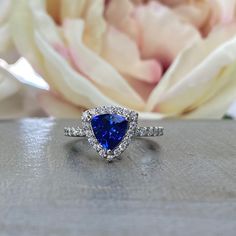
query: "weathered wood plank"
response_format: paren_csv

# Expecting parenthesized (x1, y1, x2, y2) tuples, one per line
(0, 119, 236, 236)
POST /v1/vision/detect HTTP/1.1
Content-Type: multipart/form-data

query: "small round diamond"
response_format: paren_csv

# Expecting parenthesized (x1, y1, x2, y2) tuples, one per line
(119, 141, 128, 151)
(122, 109, 129, 116)
(83, 123, 90, 130)
(89, 109, 96, 115)
(159, 127, 164, 136)
(94, 144, 102, 152)
(78, 129, 85, 136)
(114, 148, 121, 156)
(130, 111, 138, 121)
(88, 138, 96, 145)
(154, 127, 159, 136)
(95, 107, 102, 114)
(111, 106, 117, 113)
(106, 155, 114, 162)
(127, 129, 135, 136)
(82, 111, 92, 122)
(148, 127, 154, 136)
(129, 122, 137, 129)
(99, 149, 107, 158)
(85, 130, 93, 137)
(117, 107, 123, 114)
(139, 127, 147, 136)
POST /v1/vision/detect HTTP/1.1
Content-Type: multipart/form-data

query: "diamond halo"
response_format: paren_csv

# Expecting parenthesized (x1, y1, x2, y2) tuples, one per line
(82, 106, 138, 161)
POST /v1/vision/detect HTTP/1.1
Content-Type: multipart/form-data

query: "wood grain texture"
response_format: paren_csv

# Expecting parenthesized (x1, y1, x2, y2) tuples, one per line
(0, 119, 236, 236)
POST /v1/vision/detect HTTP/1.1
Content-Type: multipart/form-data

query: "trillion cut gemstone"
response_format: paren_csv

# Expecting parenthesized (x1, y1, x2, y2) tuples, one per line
(91, 114, 128, 150)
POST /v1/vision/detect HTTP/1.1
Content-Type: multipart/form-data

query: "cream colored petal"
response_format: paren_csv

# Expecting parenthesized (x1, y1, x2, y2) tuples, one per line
(46, 0, 61, 24)
(0, 0, 18, 62)
(38, 90, 83, 118)
(149, 24, 236, 97)
(130, 0, 143, 4)
(11, 0, 63, 89)
(82, 0, 106, 54)
(60, 0, 87, 19)
(134, 1, 201, 60)
(147, 25, 236, 117)
(211, 0, 236, 24)
(173, 4, 210, 29)
(10, 0, 44, 69)
(158, 0, 187, 7)
(102, 26, 162, 83)
(0, 23, 18, 62)
(149, 24, 236, 98)
(105, 0, 139, 42)
(10, 0, 116, 108)
(63, 19, 144, 108)
(139, 111, 165, 120)
(0, 0, 11, 23)
(34, 32, 121, 109)
(50, 0, 106, 54)
(11, 0, 139, 109)
(29, 0, 64, 45)
(16, 0, 149, 108)
(0, 65, 20, 101)
(183, 62, 236, 119)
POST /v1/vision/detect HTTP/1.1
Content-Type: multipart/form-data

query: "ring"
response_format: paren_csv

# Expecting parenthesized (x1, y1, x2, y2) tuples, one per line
(64, 106, 164, 161)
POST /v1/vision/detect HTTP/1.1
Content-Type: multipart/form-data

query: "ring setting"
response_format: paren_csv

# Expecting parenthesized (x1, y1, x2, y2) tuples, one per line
(64, 106, 164, 161)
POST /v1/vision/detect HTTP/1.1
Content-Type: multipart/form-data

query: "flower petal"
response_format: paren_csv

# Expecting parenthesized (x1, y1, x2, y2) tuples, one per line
(173, 3, 210, 30)
(105, 0, 139, 42)
(38, 90, 83, 118)
(82, 0, 107, 54)
(10, 0, 115, 108)
(10, 0, 44, 69)
(0, 23, 18, 62)
(147, 24, 236, 117)
(102, 26, 162, 83)
(183, 62, 236, 119)
(60, 0, 87, 19)
(134, 1, 201, 61)
(63, 19, 144, 108)
(0, 0, 11, 23)
(0, 0, 19, 63)
(34, 31, 122, 108)
(0, 65, 20, 101)
(11, 0, 144, 110)
(210, 0, 236, 24)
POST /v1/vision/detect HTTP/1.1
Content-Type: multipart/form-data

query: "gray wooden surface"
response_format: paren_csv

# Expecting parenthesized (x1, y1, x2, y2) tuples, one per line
(0, 119, 236, 236)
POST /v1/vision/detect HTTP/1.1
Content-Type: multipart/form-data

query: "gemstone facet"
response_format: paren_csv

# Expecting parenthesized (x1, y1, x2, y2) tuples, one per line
(91, 114, 128, 150)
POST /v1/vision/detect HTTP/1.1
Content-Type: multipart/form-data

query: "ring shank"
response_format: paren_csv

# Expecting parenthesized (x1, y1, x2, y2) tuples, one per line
(135, 126, 164, 137)
(64, 127, 85, 137)
(64, 126, 164, 137)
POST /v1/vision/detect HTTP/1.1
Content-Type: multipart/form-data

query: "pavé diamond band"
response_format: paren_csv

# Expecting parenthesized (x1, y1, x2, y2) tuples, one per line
(65, 126, 164, 138)
(64, 106, 164, 161)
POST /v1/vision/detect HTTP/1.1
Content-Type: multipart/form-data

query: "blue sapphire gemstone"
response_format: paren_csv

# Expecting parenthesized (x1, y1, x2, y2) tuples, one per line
(91, 114, 128, 150)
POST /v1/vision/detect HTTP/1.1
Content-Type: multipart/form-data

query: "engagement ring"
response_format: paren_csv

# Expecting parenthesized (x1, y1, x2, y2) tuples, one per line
(64, 106, 164, 161)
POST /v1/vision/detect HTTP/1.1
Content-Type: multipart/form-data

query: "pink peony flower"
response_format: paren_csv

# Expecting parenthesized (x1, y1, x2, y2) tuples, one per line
(7, 0, 236, 118)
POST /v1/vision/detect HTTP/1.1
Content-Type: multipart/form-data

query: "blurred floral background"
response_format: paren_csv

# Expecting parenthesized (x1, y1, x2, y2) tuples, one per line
(0, 0, 236, 119)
